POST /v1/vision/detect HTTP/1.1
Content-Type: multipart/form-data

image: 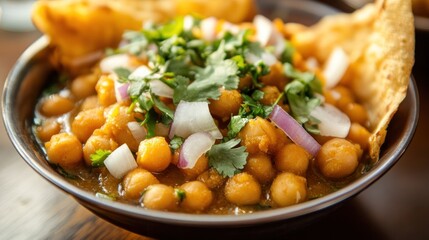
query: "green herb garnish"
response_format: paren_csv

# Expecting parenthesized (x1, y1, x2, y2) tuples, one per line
(208, 139, 248, 177)
(90, 149, 112, 167)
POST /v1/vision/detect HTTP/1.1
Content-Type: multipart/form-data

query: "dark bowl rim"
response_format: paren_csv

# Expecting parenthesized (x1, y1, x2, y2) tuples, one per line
(1, 0, 420, 227)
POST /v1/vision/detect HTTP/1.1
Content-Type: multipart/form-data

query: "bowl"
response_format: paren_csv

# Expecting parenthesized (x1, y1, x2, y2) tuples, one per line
(1, 0, 419, 239)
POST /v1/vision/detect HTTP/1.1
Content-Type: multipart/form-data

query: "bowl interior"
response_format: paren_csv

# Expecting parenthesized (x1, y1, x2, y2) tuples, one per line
(1, 0, 419, 233)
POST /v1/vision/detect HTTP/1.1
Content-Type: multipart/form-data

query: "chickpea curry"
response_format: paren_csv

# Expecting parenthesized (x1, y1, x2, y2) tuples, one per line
(32, 12, 407, 214)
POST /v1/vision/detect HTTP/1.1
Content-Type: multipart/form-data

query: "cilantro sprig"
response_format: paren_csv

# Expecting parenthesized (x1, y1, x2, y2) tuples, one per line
(90, 149, 112, 167)
(208, 139, 248, 178)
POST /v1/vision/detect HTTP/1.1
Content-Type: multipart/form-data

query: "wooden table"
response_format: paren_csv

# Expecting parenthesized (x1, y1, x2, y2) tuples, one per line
(1, 7, 429, 240)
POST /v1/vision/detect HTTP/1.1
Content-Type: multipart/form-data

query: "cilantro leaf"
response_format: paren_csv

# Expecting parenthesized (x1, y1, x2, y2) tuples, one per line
(113, 67, 132, 83)
(226, 116, 249, 140)
(284, 63, 322, 134)
(142, 109, 157, 138)
(90, 149, 112, 167)
(175, 188, 186, 202)
(208, 139, 248, 177)
(169, 136, 184, 151)
(152, 94, 174, 120)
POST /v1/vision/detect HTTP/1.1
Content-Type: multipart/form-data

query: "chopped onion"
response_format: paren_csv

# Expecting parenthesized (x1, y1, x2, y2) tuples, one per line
(306, 57, 319, 71)
(178, 132, 215, 169)
(155, 123, 170, 137)
(100, 54, 131, 73)
(272, 32, 286, 57)
(104, 144, 137, 179)
(254, 15, 274, 46)
(149, 80, 174, 98)
(129, 65, 151, 80)
(200, 17, 217, 41)
(169, 101, 223, 139)
(221, 21, 240, 35)
(127, 122, 147, 143)
(269, 105, 321, 157)
(183, 15, 194, 31)
(245, 51, 277, 67)
(323, 47, 349, 89)
(115, 81, 130, 102)
(310, 103, 351, 138)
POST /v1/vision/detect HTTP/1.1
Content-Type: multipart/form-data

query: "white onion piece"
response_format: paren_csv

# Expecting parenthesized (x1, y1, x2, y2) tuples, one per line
(100, 54, 131, 73)
(245, 51, 277, 67)
(273, 32, 286, 58)
(149, 80, 174, 98)
(127, 122, 147, 142)
(129, 65, 151, 80)
(155, 123, 170, 137)
(269, 105, 321, 157)
(254, 15, 274, 46)
(115, 81, 130, 102)
(323, 47, 349, 89)
(310, 103, 351, 138)
(183, 15, 194, 31)
(200, 17, 217, 41)
(222, 21, 240, 35)
(169, 101, 223, 139)
(306, 57, 319, 71)
(178, 132, 215, 169)
(104, 144, 137, 179)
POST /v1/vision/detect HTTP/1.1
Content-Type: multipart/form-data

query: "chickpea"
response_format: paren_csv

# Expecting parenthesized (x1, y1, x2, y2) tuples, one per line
(72, 107, 106, 143)
(123, 168, 159, 199)
(36, 118, 61, 142)
(180, 181, 213, 212)
(238, 75, 252, 90)
(270, 172, 307, 207)
(95, 75, 116, 107)
(316, 138, 361, 179)
(83, 129, 118, 165)
(341, 103, 369, 126)
(70, 73, 98, 100)
(275, 143, 311, 176)
(180, 155, 209, 180)
(39, 94, 75, 117)
(209, 89, 242, 121)
(45, 133, 83, 167)
(260, 62, 288, 90)
(331, 86, 355, 110)
(80, 95, 100, 111)
(260, 86, 281, 105)
(104, 105, 140, 152)
(224, 172, 261, 205)
(238, 117, 279, 154)
(347, 123, 371, 151)
(197, 168, 226, 189)
(244, 153, 276, 184)
(137, 137, 172, 172)
(142, 184, 178, 211)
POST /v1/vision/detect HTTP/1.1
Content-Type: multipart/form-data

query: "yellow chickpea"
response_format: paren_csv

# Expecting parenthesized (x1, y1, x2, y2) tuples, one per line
(238, 75, 252, 90)
(238, 117, 279, 154)
(224, 172, 261, 205)
(83, 129, 118, 166)
(104, 105, 140, 152)
(137, 137, 172, 172)
(274, 143, 311, 176)
(316, 138, 362, 179)
(70, 73, 98, 100)
(197, 168, 226, 189)
(180, 181, 213, 212)
(72, 107, 106, 143)
(39, 94, 75, 117)
(244, 153, 276, 184)
(209, 89, 242, 121)
(95, 75, 116, 107)
(45, 133, 83, 167)
(80, 95, 100, 111)
(347, 123, 371, 151)
(180, 155, 209, 180)
(270, 172, 307, 207)
(142, 184, 178, 211)
(260, 85, 282, 105)
(341, 103, 369, 127)
(260, 62, 288, 90)
(331, 86, 355, 110)
(123, 168, 160, 199)
(36, 118, 61, 142)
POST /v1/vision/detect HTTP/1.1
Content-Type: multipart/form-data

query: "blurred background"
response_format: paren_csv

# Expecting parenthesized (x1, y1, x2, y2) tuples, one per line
(0, 0, 428, 239)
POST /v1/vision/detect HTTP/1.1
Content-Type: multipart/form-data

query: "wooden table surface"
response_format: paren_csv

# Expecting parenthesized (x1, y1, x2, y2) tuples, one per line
(1, 4, 429, 240)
